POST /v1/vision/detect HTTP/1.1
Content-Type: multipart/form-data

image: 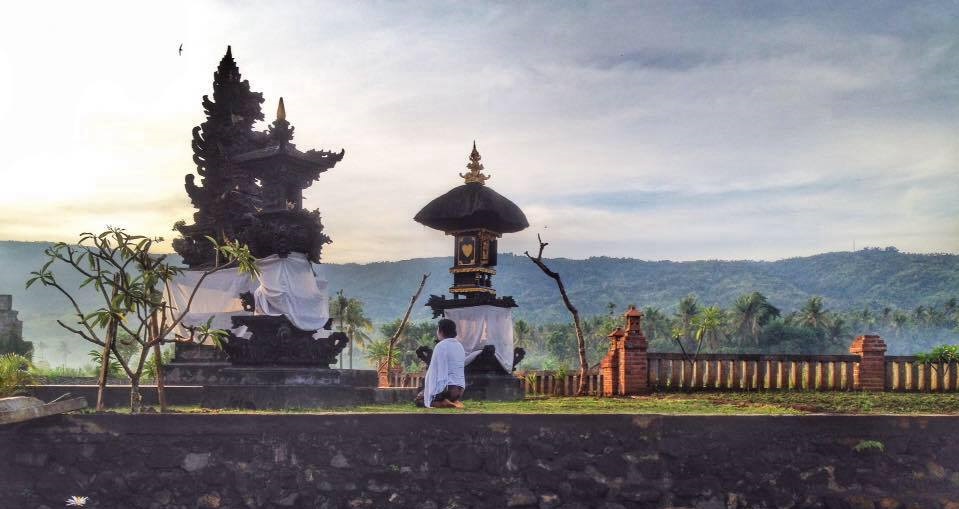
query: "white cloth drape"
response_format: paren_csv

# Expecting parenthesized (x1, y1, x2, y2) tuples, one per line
(253, 254, 330, 332)
(164, 253, 331, 339)
(423, 337, 466, 408)
(164, 267, 257, 338)
(444, 305, 515, 372)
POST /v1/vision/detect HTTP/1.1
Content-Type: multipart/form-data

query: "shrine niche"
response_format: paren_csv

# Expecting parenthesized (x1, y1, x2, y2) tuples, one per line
(413, 142, 528, 384)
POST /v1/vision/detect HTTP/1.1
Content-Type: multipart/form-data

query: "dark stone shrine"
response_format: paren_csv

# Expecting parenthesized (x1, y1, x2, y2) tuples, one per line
(0, 295, 32, 358)
(415, 142, 528, 315)
(413, 143, 528, 399)
(159, 47, 388, 407)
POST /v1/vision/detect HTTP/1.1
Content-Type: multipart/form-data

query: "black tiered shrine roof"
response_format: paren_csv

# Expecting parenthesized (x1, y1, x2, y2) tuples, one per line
(414, 143, 528, 234)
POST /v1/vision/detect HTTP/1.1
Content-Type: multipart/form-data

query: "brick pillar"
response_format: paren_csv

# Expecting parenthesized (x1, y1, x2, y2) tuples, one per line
(601, 327, 624, 397)
(620, 306, 650, 395)
(850, 335, 887, 391)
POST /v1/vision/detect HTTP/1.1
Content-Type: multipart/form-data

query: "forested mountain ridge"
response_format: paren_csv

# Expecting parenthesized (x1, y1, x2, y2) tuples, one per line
(1, 241, 956, 365)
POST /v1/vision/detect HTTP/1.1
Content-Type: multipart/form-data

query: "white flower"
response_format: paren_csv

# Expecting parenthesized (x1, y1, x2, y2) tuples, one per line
(65, 496, 88, 507)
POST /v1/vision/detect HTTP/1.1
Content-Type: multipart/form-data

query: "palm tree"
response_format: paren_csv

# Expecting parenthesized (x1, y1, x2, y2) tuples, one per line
(642, 307, 671, 343)
(914, 305, 930, 328)
(797, 296, 828, 330)
(731, 292, 780, 346)
(692, 306, 727, 351)
(674, 295, 699, 347)
(514, 319, 531, 349)
(825, 316, 850, 345)
(892, 311, 908, 339)
(343, 298, 373, 369)
(331, 290, 349, 368)
(881, 306, 893, 326)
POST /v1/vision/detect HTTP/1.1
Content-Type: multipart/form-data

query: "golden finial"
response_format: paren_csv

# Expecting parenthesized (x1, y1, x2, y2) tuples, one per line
(460, 140, 491, 185)
(277, 97, 286, 121)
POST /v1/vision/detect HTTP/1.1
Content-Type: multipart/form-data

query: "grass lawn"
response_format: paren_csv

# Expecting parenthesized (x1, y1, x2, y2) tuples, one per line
(152, 391, 959, 415)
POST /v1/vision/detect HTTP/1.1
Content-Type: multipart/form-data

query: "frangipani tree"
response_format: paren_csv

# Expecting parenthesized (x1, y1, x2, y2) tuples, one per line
(27, 227, 256, 412)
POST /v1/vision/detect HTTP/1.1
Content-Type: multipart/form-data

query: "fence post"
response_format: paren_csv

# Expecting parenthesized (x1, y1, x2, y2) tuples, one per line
(601, 327, 624, 396)
(849, 335, 887, 391)
(621, 306, 650, 395)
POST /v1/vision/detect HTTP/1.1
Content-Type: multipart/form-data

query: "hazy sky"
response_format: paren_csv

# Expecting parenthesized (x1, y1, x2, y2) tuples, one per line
(1, 1, 956, 263)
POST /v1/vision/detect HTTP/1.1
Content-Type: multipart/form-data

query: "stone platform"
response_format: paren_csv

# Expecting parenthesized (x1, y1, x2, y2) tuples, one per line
(463, 374, 524, 401)
(149, 343, 386, 409)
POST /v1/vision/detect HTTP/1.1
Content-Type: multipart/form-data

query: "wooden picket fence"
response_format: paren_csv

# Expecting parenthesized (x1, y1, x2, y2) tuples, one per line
(389, 353, 959, 394)
(647, 353, 860, 391)
(517, 371, 604, 397)
(390, 373, 424, 389)
(885, 356, 959, 392)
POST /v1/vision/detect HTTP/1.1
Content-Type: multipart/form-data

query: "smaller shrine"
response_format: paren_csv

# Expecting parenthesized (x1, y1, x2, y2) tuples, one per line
(413, 143, 528, 400)
(0, 295, 32, 358)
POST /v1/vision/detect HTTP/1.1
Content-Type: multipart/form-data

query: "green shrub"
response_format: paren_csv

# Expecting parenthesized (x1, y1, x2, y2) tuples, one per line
(0, 353, 38, 398)
(915, 345, 959, 364)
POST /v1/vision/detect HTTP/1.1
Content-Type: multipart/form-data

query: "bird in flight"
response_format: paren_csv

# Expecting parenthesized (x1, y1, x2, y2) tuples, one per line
(178, 43, 183, 56)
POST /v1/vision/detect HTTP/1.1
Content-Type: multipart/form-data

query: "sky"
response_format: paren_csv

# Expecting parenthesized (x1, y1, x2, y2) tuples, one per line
(0, 1, 956, 263)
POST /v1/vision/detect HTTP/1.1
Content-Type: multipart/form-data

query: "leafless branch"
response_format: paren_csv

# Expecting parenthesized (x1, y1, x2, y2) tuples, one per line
(524, 234, 589, 396)
(383, 273, 430, 387)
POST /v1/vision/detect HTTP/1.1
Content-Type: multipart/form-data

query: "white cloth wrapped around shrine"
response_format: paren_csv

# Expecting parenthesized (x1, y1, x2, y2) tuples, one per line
(444, 305, 515, 372)
(163, 267, 256, 339)
(163, 253, 331, 339)
(253, 254, 331, 332)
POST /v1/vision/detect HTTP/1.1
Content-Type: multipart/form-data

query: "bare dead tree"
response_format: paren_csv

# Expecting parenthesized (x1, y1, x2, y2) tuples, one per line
(525, 234, 589, 396)
(383, 273, 430, 387)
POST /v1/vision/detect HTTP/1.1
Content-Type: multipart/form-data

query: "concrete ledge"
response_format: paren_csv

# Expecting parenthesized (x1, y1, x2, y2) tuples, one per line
(3, 414, 958, 508)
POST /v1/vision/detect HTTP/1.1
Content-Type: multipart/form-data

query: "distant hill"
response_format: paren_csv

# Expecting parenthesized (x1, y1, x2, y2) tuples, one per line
(1, 241, 956, 365)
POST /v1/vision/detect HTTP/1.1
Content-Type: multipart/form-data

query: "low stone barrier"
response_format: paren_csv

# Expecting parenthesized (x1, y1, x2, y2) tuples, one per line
(2, 414, 958, 508)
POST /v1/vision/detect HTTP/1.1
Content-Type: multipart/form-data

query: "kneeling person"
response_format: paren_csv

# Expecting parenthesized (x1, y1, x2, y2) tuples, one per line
(416, 318, 466, 408)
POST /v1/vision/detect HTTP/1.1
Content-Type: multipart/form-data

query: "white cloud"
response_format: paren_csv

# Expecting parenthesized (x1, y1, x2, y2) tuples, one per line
(0, 1, 955, 262)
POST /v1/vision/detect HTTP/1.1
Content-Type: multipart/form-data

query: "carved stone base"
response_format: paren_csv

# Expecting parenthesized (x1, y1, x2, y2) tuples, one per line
(413, 344, 527, 401)
(224, 315, 348, 367)
(416, 344, 525, 374)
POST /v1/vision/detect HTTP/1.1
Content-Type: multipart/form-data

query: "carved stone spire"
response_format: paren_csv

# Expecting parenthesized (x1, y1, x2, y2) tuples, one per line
(460, 140, 491, 185)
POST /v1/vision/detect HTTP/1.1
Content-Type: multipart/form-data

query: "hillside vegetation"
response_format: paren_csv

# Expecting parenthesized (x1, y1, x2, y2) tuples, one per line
(1, 241, 956, 366)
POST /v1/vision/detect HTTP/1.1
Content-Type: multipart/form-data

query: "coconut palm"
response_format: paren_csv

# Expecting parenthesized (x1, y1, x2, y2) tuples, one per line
(331, 290, 349, 368)
(692, 306, 727, 351)
(343, 299, 373, 369)
(731, 292, 780, 346)
(797, 296, 829, 330)
(330, 291, 373, 369)
(825, 316, 851, 345)
(892, 311, 909, 338)
(641, 307, 672, 343)
(674, 295, 699, 347)
(514, 319, 531, 348)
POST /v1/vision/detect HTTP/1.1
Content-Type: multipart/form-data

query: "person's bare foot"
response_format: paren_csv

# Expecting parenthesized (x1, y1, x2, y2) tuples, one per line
(432, 399, 456, 408)
(450, 400, 465, 409)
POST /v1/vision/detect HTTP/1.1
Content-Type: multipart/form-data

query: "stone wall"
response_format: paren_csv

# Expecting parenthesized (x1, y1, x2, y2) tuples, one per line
(0, 294, 32, 357)
(2, 414, 959, 509)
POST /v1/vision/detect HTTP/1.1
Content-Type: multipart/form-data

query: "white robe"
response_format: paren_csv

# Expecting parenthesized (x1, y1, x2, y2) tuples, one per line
(423, 337, 466, 408)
